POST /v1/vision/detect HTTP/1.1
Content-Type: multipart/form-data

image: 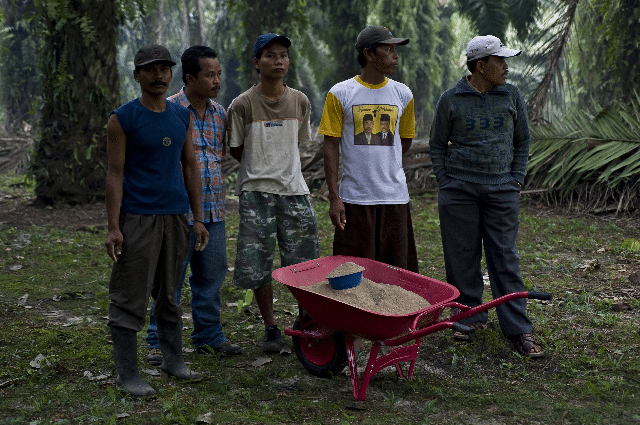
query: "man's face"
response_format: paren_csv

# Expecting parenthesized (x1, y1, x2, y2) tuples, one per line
(380, 120, 390, 133)
(363, 119, 373, 135)
(190, 57, 222, 99)
(134, 61, 172, 96)
(480, 55, 509, 86)
(367, 44, 399, 76)
(253, 42, 289, 79)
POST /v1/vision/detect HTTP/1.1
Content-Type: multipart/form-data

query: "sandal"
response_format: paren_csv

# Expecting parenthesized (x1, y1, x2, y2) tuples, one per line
(509, 333, 545, 358)
(453, 321, 486, 341)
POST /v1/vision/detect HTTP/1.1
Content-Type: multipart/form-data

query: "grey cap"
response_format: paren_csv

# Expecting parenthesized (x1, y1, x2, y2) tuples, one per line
(466, 35, 521, 61)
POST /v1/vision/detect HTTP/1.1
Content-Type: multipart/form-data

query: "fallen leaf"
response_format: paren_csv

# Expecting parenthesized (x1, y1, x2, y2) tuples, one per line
(141, 368, 161, 376)
(30, 354, 51, 369)
(17, 293, 29, 305)
(115, 413, 130, 419)
(251, 357, 272, 367)
(8, 265, 23, 271)
(196, 412, 215, 423)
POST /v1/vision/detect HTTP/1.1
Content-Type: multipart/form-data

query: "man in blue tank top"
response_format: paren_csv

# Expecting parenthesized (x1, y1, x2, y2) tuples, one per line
(105, 44, 209, 398)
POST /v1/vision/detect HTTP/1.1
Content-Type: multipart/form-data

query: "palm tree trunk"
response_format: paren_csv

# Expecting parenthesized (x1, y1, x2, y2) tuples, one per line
(32, 0, 119, 204)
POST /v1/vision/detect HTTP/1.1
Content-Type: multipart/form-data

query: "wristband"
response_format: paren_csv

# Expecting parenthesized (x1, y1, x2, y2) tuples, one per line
(193, 219, 204, 224)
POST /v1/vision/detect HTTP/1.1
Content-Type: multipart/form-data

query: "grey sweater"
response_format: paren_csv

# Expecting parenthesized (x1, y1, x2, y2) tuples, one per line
(429, 77, 530, 185)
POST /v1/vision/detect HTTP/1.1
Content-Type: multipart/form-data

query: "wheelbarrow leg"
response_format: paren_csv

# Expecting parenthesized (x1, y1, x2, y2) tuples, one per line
(344, 334, 363, 401)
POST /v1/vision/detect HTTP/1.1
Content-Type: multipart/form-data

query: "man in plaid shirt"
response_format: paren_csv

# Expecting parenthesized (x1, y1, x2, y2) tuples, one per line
(146, 46, 241, 361)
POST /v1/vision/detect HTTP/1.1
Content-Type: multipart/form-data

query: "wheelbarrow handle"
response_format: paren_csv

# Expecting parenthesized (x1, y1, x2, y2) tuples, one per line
(528, 291, 552, 301)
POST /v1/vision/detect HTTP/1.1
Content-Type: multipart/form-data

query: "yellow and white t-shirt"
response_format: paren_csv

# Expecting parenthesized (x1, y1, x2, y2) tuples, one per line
(228, 85, 312, 196)
(319, 76, 415, 205)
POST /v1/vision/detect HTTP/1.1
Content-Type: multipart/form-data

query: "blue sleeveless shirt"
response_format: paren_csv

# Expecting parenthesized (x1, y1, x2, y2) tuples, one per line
(113, 98, 191, 214)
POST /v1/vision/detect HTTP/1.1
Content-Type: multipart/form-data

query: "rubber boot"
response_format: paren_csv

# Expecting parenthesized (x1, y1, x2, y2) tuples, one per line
(111, 326, 156, 398)
(157, 319, 203, 382)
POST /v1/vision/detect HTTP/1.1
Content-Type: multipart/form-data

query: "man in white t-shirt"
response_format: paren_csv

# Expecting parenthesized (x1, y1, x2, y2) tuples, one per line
(228, 33, 319, 353)
(319, 26, 418, 273)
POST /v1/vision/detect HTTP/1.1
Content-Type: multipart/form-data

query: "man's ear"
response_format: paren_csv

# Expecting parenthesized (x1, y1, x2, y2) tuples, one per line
(363, 47, 375, 62)
(252, 57, 260, 70)
(476, 59, 486, 76)
(185, 73, 195, 84)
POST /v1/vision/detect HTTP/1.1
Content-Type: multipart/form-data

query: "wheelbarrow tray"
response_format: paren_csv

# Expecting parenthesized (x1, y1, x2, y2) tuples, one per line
(272, 255, 459, 341)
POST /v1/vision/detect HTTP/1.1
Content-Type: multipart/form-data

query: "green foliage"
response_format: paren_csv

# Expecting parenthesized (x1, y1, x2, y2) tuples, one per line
(572, 0, 640, 109)
(528, 94, 640, 199)
(455, 0, 540, 41)
(0, 0, 41, 132)
(236, 289, 254, 313)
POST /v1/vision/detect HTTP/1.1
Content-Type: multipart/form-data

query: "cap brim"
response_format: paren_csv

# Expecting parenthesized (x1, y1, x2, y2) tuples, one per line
(136, 59, 176, 67)
(267, 35, 292, 48)
(380, 38, 409, 46)
(493, 47, 521, 58)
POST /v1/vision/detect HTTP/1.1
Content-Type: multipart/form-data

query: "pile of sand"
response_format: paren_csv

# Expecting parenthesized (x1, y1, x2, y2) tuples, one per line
(306, 262, 430, 315)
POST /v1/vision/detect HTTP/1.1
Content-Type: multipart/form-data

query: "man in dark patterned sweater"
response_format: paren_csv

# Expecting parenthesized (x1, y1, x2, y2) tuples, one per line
(429, 35, 544, 358)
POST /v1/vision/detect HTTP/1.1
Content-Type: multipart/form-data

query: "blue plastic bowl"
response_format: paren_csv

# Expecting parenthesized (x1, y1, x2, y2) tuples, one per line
(328, 271, 362, 290)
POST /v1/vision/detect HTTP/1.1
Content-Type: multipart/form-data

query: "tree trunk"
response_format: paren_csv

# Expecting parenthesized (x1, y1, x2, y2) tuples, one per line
(181, 0, 190, 48)
(148, 0, 166, 44)
(32, 0, 119, 204)
(196, 0, 206, 44)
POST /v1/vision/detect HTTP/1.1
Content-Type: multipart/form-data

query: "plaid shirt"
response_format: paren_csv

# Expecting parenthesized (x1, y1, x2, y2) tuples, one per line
(168, 88, 226, 223)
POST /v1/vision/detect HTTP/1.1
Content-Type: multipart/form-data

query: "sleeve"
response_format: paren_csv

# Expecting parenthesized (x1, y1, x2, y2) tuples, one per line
(398, 97, 416, 139)
(318, 91, 343, 137)
(428, 92, 452, 181)
(510, 89, 531, 185)
(227, 100, 245, 148)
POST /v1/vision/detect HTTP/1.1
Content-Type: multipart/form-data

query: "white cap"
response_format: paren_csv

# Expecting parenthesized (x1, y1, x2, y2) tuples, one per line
(466, 35, 521, 61)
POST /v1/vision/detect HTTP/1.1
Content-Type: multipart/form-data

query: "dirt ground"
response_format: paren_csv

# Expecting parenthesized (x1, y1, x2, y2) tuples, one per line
(0, 196, 107, 230)
(0, 193, 240, 230)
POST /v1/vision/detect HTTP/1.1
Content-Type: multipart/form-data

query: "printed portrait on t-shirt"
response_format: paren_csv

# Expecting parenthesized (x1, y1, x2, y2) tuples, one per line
(352, 104, 398, 146)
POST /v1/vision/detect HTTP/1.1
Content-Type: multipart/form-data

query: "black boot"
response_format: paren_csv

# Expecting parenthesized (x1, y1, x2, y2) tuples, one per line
(111, 326, 156, 398)
(157, 319, 203, 382)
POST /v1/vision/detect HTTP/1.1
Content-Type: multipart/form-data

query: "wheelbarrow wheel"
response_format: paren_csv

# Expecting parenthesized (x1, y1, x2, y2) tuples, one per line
(292, 314, 348, 379)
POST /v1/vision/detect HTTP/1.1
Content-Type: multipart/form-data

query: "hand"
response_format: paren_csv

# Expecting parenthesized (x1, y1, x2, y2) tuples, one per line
(329, 197, 346, 231)
(105, 229, 123, 262)
(193, 221, 209, 251)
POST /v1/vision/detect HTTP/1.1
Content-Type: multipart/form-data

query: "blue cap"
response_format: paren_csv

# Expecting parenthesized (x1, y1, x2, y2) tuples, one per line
(253, 33, 291, 57)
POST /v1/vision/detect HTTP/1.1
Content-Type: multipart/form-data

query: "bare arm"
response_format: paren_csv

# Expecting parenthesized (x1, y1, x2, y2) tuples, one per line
(230, 145, 243, 163)
(181, 120, 209, 251)
(401, 137, 412, 155)
(323, 135, 345, 230)
(105, 114, 126, 262)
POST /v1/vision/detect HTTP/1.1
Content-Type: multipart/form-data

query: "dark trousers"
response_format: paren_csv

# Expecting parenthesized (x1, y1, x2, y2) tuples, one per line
(333, 202, 419, 273)
(438, 178, 531, 337)
(108, 213, 189, 331)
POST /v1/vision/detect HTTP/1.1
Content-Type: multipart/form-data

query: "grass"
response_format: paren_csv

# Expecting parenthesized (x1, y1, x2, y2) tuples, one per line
(1, 171, 640, 424)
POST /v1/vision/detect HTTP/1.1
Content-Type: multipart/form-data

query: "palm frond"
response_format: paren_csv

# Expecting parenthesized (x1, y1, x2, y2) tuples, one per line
(528, 96, 640, 213)
(526, 0, 579, 123)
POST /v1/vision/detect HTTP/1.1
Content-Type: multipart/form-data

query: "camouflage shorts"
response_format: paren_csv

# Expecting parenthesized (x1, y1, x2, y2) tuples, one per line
(232, 192, 320, 290)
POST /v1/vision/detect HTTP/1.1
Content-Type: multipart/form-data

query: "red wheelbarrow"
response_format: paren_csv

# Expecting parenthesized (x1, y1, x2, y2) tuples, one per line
(272, 255, 551, 402)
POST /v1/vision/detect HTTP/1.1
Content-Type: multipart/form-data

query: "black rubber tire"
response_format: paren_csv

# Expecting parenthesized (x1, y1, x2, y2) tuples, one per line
(291, 315, 348, 379)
